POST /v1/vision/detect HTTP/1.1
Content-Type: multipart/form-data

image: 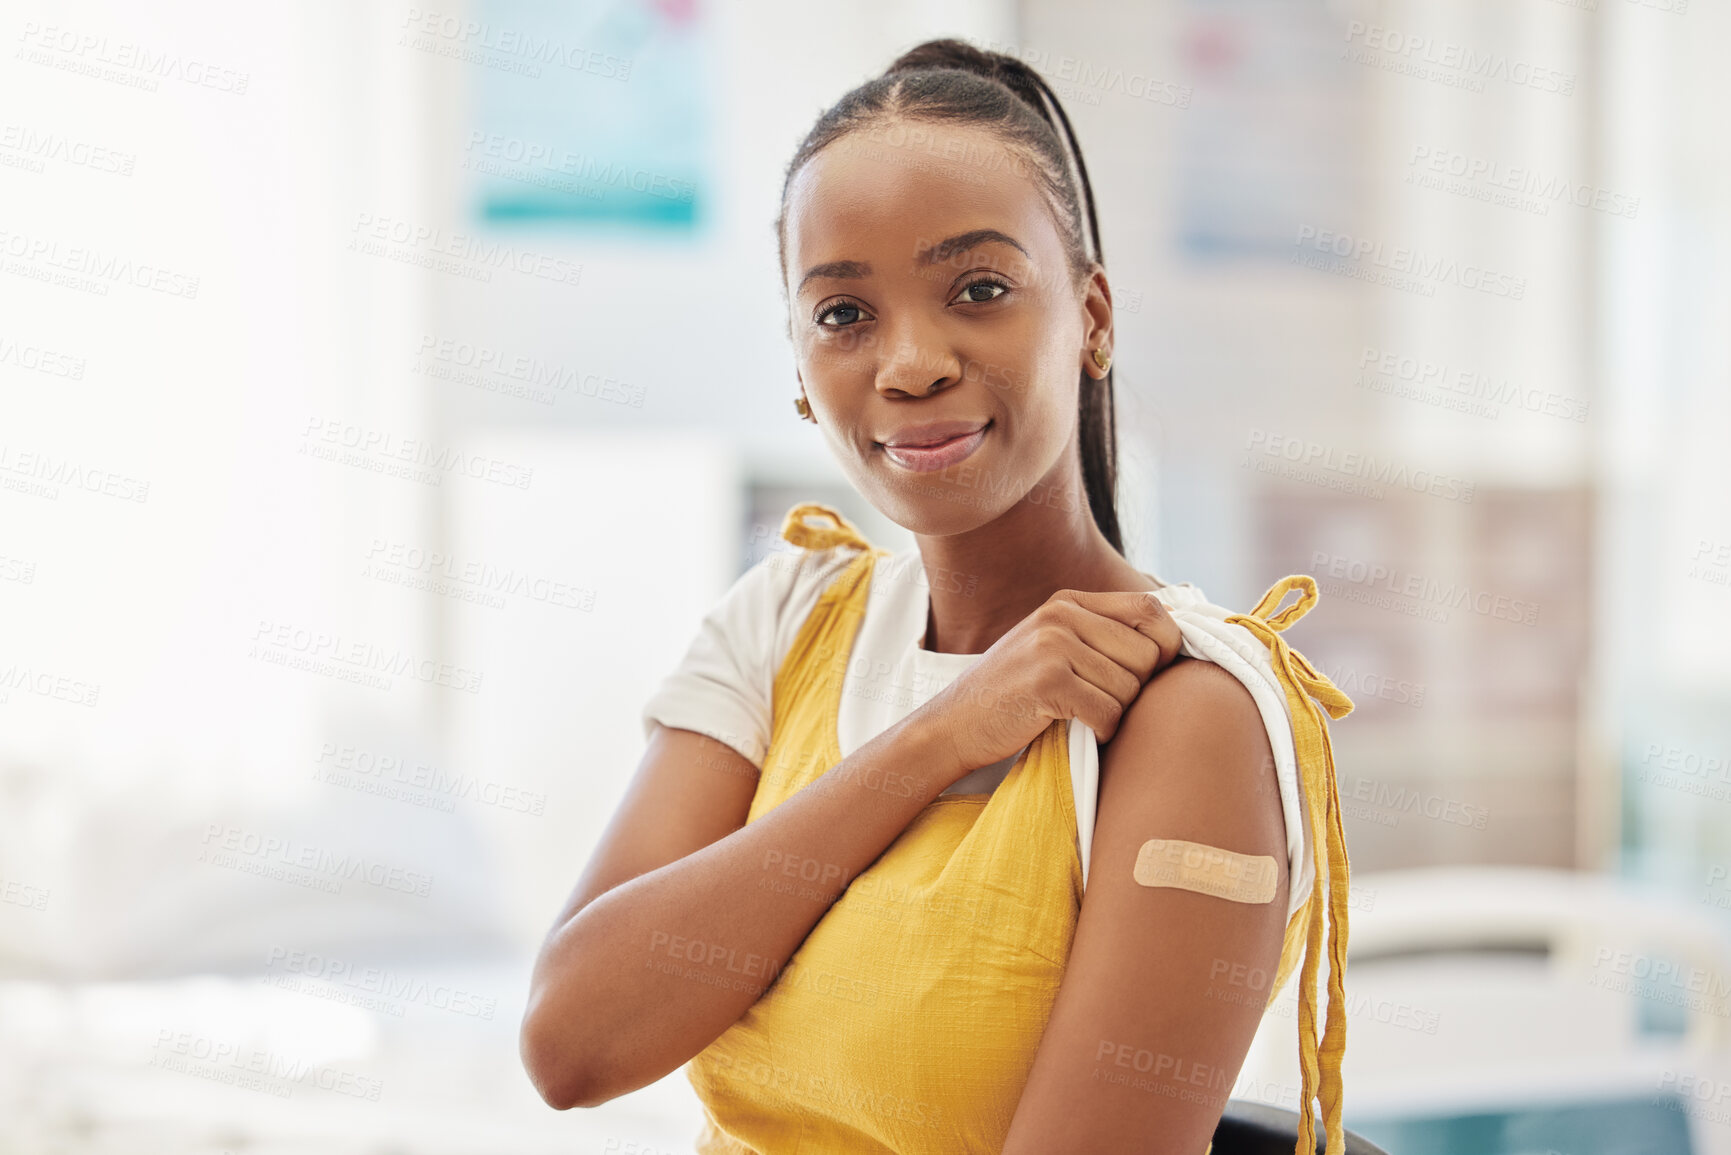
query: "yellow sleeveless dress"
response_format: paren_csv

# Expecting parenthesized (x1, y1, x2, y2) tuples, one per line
(686, 503, 1355, 1155)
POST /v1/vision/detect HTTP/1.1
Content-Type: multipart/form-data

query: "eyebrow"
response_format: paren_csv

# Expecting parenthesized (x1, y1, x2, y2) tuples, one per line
(797, 229, 1030, 295)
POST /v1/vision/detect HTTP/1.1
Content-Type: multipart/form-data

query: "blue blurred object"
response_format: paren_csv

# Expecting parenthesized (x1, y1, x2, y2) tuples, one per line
(1349, 1095, 1693, 1155)
(465, 0, 708, 228)
(1213, 1099, 1393, 1154)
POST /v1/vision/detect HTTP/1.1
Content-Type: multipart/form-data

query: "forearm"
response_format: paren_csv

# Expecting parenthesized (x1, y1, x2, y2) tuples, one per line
(522, 712, 957, 1107)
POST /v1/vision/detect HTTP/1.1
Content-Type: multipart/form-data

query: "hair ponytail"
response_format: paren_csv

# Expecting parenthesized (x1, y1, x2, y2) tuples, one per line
(775, 38, 1125, 555)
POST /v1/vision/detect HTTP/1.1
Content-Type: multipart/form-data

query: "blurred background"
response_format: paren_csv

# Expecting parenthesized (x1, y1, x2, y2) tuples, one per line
(2, 0, 1728, 1151)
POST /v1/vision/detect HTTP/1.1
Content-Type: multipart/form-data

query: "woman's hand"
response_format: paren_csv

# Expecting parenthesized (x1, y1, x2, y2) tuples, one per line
(916, 589, 1184, 781)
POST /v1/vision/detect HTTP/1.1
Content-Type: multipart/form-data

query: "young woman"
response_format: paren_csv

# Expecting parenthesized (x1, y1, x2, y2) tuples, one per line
(521, 39, 1354, 1155)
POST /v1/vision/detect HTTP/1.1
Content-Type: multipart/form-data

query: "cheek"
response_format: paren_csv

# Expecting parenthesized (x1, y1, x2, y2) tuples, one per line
(805, 334, 878, 391)
(1008, 357, 1079, 442)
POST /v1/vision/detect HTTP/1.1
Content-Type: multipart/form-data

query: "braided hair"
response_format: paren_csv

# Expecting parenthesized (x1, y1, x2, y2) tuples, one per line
(774, 38, 1124, 556)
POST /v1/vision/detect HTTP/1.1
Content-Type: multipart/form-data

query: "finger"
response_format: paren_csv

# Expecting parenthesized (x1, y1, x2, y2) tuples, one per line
(1065, 676, 1128, 743)
(1100, 589, 1184, 674)
(1046, 594, 1170, 681)
(1048, 626, 1144, 708)
(1055, 588, 1180, 652)
(1143, 598, 1184, 673)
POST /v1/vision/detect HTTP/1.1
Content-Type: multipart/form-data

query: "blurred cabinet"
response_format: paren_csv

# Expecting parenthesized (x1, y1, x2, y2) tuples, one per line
(1254, 484, 1592, 871)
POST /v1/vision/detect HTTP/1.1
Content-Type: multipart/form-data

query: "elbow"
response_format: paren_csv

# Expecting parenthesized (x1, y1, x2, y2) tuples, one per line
(519, 1000, 618, 1110)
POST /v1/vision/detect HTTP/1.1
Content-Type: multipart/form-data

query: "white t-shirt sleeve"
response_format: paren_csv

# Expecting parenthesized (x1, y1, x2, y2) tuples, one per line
(639, 543, 859, 769)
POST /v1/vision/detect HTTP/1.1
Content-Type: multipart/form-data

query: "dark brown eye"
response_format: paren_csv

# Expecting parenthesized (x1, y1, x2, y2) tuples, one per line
(817, 302, 865, 327)
(954, 278, 1009, 304)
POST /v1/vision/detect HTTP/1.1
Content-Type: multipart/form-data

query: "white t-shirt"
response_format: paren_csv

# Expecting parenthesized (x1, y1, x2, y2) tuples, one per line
(640, 541, 1314, 920)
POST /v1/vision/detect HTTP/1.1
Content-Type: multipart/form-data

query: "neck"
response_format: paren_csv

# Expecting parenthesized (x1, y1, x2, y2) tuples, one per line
(914, 473, 1157, 656)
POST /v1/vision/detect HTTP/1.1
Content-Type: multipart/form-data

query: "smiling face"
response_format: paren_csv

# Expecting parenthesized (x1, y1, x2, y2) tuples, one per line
(782, 121, 1113, 536)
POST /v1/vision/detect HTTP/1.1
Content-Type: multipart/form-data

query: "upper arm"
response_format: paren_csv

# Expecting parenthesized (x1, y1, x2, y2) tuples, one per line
(539, 545, 844, 942)
(635, 555, 790, 770)
(540, 553, 792, 941)
(1002, 658, 1290, 1155)
(544, 722, 761, 935)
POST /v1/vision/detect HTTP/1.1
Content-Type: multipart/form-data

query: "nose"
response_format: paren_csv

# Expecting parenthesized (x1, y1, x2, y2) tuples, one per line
(872, 314, 963, 399)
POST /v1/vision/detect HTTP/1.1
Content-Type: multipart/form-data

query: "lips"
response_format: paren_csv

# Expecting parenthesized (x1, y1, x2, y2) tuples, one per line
(877, 420, 990, 473)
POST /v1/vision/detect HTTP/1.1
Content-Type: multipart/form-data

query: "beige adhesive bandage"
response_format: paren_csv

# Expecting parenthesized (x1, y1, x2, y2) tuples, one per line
(1133, 838, 1278, 904)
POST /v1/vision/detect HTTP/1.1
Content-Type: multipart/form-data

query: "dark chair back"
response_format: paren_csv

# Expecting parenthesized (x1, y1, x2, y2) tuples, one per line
(1211, 1099, 1391, 1155)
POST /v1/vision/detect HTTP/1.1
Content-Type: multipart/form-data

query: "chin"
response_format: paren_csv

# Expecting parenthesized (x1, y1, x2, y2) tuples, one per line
(861, 474, 1019, 539)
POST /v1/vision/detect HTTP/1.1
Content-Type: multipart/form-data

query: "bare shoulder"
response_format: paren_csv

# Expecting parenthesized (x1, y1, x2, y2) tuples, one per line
(1129, 654, 1262, 721)
(1104, 657, 1275, 804)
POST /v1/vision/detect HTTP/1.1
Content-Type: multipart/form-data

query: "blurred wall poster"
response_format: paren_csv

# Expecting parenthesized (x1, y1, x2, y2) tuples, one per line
(465, 0, 708, 229)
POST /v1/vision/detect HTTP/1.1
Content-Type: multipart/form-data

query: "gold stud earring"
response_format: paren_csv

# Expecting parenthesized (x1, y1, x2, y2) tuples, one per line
(1092, 348, 1111, 373)
(794, 394, 815, 422)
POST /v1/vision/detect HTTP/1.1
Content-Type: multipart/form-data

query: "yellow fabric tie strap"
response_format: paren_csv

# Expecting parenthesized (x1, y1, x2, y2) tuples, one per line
(1225, 575, 1355, 1155)
(779, 501, 874, 553)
